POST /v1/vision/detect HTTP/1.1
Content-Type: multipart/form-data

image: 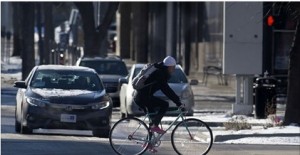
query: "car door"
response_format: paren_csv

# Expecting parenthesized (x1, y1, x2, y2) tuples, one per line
(120, 68, 133, 114)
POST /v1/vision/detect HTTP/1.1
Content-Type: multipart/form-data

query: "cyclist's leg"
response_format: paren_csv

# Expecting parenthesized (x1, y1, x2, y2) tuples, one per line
(145, 96, 169, 126)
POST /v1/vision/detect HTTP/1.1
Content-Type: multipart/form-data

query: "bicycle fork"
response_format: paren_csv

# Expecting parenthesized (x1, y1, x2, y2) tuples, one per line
(181, 115, 194, 140)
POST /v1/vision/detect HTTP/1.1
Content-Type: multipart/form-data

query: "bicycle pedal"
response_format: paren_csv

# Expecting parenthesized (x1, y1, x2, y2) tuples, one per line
(148, 148, 158, 153)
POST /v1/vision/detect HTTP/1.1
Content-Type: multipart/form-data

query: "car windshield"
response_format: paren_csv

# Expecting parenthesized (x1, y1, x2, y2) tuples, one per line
(133, 67, 188, 83)
(79, 60, 128, 76)
(30, 70, 104, 91)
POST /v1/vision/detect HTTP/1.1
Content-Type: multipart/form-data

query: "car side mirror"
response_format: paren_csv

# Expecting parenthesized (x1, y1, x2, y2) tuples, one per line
(14, 81, 27, 88)
(118, 77, 128, 90)
(190, 79, 198, 85)
(119, 77, 128, 85)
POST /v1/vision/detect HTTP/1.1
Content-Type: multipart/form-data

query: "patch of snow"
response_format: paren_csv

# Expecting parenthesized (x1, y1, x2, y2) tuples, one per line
(221, 136, 300, 145)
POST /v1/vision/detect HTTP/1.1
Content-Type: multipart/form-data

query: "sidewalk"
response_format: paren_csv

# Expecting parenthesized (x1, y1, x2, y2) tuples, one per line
(190, 75, 236, 113)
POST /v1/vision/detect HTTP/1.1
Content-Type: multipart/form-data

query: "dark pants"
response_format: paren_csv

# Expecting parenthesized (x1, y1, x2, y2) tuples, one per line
(134, 93, 169, 126)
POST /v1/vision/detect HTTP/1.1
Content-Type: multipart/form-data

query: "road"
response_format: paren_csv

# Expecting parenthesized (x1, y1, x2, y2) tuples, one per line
(2, 131, 299, 155)
(1, 88, 299, 155)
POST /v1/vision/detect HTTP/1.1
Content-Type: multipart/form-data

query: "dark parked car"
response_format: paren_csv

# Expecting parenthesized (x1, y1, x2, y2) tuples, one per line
(75, 56, 128, 107)
(14, 65, 113, 137)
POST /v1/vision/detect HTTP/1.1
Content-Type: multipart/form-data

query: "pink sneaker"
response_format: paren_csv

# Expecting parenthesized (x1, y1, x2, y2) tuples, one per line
(150, 126, 165, 134)
(142, 143, 157, 153)
(148, 147, 158, 153)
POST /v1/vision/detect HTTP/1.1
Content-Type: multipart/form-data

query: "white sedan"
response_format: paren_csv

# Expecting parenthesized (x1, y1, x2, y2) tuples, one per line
(119, 64, 198, 118)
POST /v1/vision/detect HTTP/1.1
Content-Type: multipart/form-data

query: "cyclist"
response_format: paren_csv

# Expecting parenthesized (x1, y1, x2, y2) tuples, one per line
(134, 56, 184, 134)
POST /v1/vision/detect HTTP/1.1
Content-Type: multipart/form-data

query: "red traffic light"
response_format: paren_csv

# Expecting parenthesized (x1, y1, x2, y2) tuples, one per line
(267, 15, 275, 26)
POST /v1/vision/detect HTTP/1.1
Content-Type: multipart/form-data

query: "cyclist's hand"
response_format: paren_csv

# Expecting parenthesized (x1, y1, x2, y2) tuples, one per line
(178, 104, 185, 112)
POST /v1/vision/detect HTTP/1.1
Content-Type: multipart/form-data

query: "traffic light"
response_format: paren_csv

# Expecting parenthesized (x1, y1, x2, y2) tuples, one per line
(266, 15, 288, 29)
(267, 15, 275, 27)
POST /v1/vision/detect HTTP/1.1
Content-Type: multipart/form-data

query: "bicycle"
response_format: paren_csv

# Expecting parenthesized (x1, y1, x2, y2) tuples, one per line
(109, 107, 213, 155)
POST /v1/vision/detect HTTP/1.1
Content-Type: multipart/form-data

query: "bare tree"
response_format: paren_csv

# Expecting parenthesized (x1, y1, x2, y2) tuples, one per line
(132, 2, 148, 63)
(12, 2, 22, 56)
(21, 2, 35, 80)
(284, 3, 300, 125)
(74, 2, 119, 57)
(43, 2, 54, 64)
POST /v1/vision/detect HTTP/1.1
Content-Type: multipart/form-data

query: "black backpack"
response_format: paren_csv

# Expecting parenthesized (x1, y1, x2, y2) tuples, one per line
(132, 64, 157, 90)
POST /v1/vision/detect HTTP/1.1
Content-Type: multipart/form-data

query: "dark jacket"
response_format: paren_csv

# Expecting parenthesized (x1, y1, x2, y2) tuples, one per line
(136, 62, 181, 106)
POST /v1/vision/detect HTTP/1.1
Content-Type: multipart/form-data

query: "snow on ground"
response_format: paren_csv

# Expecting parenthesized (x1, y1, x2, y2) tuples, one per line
(1, 56, 22, 72)
(143, 113, 300, 145)
(1, 56, 22, 87)
(1, 56, 300, 145)
(213, 125, 300, 145)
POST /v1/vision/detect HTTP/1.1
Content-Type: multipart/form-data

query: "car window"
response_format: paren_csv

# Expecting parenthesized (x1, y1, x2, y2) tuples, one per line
(133, 67, 188, 83)
(169, 69, 188, 83)
(30, 70, 104, 91)
(79, 60, 128, 76)
(25, 66, 37, 84)
(133, 67, 142, 79)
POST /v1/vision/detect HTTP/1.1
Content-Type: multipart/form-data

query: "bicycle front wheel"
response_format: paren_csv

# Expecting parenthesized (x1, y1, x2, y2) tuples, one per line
(171, 118, 213, 155)
(109, 117, 150, 155)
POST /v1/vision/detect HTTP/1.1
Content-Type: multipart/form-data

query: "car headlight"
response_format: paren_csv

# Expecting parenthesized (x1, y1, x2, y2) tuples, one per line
(91, 101, 110, 110)
(181, 89, 192, 99)
(26, 97, 47, 107)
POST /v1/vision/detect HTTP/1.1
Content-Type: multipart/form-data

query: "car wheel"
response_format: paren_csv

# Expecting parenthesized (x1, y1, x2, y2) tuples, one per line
(15, 107, 21, 133)
(120, 112, 126, 119)
(92, 129, 110, 138)
(15, 120, 21, 133)
(186, 110, 194, 116)
(186, 112, 194, 116)
(20, 125, 33, 134)
(20, 109, 33, 134)
(125, 100, 133, 118)
(126, 113, 134, 118)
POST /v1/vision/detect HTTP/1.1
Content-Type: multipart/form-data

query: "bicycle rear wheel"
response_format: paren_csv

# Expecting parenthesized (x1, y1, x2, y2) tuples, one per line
(109, 117, 150, 155)
(171, 118, 213, 155)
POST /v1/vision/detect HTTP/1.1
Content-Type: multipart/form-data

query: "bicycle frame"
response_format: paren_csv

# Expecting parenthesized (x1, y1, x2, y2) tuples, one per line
(137, 110, 193, 145)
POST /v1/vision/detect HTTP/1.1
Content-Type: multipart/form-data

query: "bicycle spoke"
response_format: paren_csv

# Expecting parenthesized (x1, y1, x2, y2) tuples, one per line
(171, 118, 213, 155)
(109, 118, 150, 155)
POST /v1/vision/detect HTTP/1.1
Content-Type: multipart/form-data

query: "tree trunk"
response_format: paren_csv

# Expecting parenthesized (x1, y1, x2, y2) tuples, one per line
(43, 2, 54, 64)
(36, 2, 44, 65)
(148, 2, 167, 63)
(74, 2, 119, 57)
(132, 2, 148, 63)
(12, 2, 22, 56)
(74, 2, 97, 57)
(284, 20, 300, 125)
(183, 3, 191, 75)
(117, 2, 131, 58)
(21, 3, 35, 80)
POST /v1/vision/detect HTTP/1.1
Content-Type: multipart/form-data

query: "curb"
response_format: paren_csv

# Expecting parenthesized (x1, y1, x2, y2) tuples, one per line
(214, 133, 300, 142)
(159, 120, 270, 127)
